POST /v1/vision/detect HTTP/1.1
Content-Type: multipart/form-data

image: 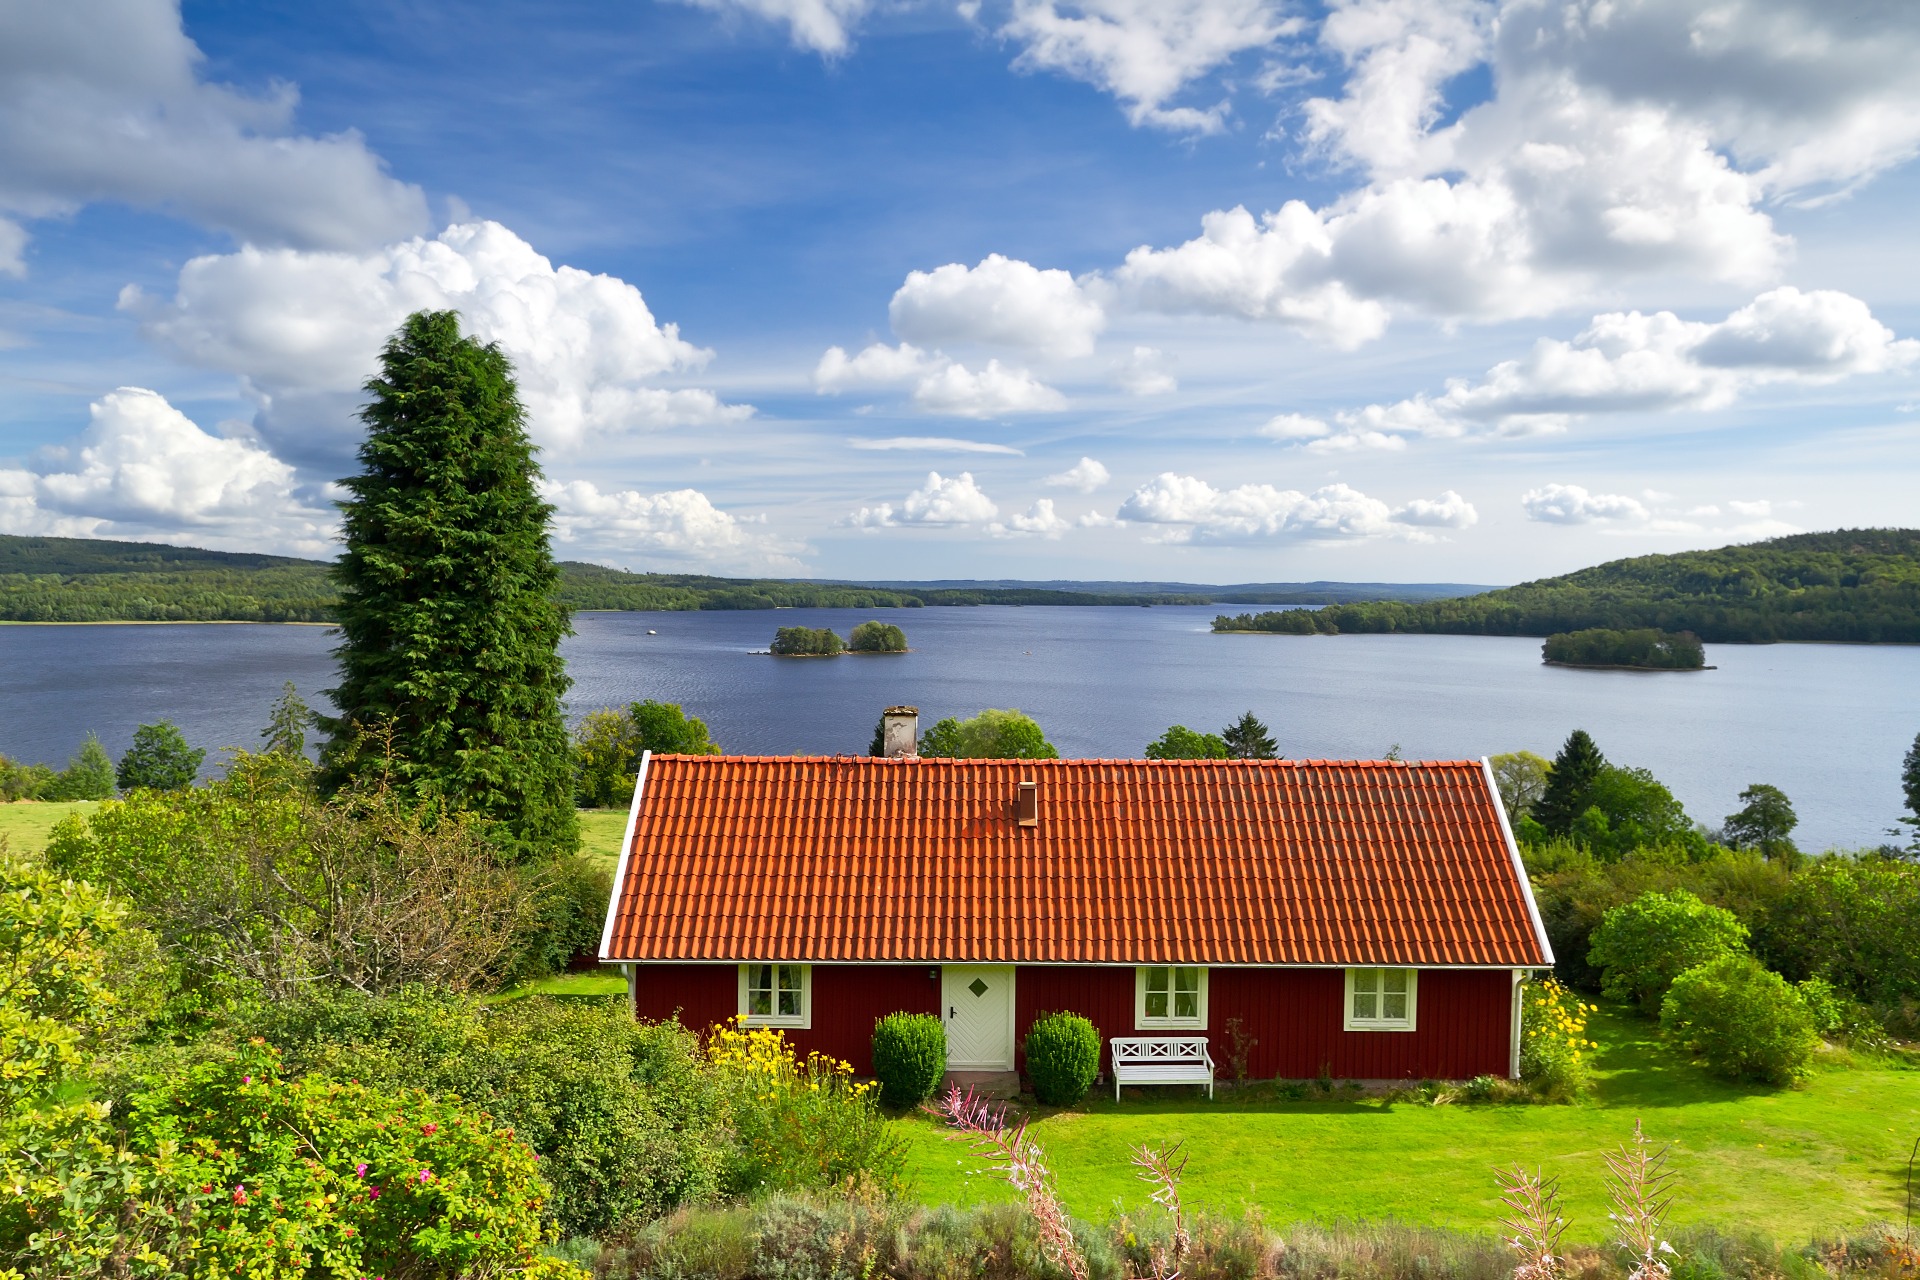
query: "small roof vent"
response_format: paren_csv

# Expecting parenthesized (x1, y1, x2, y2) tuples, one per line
(1016, 779, 1039, 828)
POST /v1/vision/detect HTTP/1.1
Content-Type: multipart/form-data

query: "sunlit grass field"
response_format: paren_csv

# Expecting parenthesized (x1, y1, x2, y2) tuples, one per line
(900, 1006, 1920, 1241)
(0, 800, 98, 856)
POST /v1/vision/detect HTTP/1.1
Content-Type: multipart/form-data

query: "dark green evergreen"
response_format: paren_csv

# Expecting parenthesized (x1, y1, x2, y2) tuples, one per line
(262, 681, 312, 757)
(115, 721, 204, 792)
(319, 310, 576, 857)
(1532, 729, 1606, 836)
(45, 733, 116, 801)
(1221, 711, 1279, 759)
(1902, 730, 1920, 843)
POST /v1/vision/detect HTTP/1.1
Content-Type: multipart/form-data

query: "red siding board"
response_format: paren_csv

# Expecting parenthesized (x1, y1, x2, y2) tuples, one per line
(630, 963, 1514, 1082)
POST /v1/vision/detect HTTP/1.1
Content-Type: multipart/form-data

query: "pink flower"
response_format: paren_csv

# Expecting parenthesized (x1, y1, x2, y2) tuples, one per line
(243, 1076, 252, 1085)
(231, 1184, 247, 1205)
(421, 1123, 438, 1135)
(355, 1163, 368, 1178)
(368, 1186, 381, 1200)
(417, 1169, 433, 1184)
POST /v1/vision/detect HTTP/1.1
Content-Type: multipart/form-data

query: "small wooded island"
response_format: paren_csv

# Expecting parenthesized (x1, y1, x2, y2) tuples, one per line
(769, 620, 908, 656)
(1542, 627, 1706, 670)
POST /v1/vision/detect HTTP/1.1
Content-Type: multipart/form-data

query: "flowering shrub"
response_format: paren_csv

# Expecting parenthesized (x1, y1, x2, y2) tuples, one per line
(6, 1038, 585, 1280)
(1520, 978, 1597, 1101)
(705, 1016, 904, 1196)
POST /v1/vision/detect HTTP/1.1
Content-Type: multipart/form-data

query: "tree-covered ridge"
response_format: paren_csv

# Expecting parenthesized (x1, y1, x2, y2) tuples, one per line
(1212, 529, 1920, 643)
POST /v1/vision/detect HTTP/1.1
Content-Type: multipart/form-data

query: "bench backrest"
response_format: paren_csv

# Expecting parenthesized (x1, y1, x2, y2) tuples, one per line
(1110, 1036, 1210, 1064)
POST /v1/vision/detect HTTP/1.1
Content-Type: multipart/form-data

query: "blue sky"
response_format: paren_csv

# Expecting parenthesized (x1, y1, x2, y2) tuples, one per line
(2, 0, 1917, 583)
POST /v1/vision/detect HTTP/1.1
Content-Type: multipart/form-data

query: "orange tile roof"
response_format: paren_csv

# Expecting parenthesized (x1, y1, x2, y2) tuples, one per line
(601, 756, 1551, 968)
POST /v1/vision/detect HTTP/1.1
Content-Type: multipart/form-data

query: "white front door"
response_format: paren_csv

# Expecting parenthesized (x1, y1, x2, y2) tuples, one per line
(942, 965, 1016, 1070)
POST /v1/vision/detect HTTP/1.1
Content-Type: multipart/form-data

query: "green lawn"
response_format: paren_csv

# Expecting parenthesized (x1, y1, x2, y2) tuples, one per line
(0, 801, 98, 855)
(901, 1007, 1920, 1241)
(578, 807, 629, 865)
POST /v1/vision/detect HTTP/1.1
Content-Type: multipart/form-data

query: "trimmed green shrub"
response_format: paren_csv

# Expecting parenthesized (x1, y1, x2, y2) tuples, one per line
(1024, 1010, 1101, 1106)
(1660, 954, 1819, 1085)
(770, 626, 845, 656)
(849, 620, 908, 652)
(871, 1011, 947, 1109)
(1588, 889, 1749, 1013)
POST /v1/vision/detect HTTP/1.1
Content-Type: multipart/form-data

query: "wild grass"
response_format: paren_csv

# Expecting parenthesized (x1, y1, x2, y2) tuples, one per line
(899, 1006, 1920, 1239)
(0, 799, 98, 855)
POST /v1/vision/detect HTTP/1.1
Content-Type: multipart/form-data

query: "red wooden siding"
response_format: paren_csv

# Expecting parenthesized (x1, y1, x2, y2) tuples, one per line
(630, 963, 1514, 1081)
(628, 963, 940, 1076)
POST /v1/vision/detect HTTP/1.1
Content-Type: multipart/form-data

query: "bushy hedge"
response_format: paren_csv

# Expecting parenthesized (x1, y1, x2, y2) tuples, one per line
(219, 986, 723, 1236)
(872, 1011, 947, 1109)
(1587, 889, 1749, 1013)
(1024, 1010, 1101, 1106)
(1660, 954, 1819, 1085)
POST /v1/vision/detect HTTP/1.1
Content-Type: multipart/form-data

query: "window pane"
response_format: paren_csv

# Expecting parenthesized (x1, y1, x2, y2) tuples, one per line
(1175, 968, 1199, 994)
(1382, 991, 1407, 1020)
(778, 964, 803, 993)
(1353, 968, 1378, 993)
(1383, 970, 1407, 995)
(1174, 990, 1198, 1019)
(1145, 990, 1169, 1019)
(779, 987, 801, 1016)
(1146, 966, 1169, 996)
(1353, 990, 1377, 1019)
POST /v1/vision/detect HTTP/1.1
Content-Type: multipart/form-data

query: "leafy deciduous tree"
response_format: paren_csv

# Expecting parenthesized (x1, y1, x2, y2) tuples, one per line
(1144, 725, 1229, 760)
(116, 720, 204, 792)
(918, 709, 1058, 760)
(848, 620, 908, 652)
(320, 309, 576, 859)
(1721, 784, 1799, 863)
(1490, 750, 1552, 827)
(573, 701, 722, 808)
(1587, 889, 1749, 1014)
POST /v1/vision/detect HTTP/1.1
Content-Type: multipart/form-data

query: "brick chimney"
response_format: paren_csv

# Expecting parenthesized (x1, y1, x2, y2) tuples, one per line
(882, 706, 919, 759)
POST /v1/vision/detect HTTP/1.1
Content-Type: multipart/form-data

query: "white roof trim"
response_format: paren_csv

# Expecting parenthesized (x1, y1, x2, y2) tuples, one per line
(1482, 755, 1554, 967)
(597, 749, 652, 961)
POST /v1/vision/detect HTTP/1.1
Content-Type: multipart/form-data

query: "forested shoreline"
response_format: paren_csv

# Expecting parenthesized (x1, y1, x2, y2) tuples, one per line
(1213, 529, 1920, 644)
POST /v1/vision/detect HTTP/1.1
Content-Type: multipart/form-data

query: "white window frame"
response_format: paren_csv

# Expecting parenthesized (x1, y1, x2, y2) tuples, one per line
(737, 963, 812, 1029)
(1344, 967, 1417, 1032)
(1134, 965, 1208, 1030)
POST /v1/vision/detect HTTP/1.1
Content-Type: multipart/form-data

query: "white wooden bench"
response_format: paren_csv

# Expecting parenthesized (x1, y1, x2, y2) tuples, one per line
(1109, 1036, 1215, 1100)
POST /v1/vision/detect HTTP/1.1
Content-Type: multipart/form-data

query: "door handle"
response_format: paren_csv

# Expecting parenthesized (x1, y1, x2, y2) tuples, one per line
(949, 1006, 956, 1019)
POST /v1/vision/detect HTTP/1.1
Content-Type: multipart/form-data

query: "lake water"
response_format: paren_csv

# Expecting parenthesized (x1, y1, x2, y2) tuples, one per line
(2, 606, 1915, 852)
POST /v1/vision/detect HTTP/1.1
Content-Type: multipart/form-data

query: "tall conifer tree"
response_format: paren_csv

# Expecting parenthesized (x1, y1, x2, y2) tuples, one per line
(320, 310, 577, 857)
(1532, 728, 1606, 835)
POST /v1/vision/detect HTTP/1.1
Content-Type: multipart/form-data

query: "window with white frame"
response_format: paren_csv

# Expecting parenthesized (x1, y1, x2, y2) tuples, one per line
(738, 963, 811, 1028)
(1344, 968, 1416, 1031)
(1135, 965, 1207, 1029)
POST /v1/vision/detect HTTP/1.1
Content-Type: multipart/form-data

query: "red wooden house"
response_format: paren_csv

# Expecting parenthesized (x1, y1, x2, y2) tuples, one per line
(599, 710, 1552, 1085)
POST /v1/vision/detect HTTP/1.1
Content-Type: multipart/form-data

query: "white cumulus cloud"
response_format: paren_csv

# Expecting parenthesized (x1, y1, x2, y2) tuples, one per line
(1001, 0, 1301, 134)
(1115, 473, 1467, 543)
(673, 0, 877, 55)
(542, 479, 805, 573)
(889, 254, 1105, 358)
(1304, 287, 1920, 447)
(123, 220, 750, 466)
(996, 497, 1073, 538)
(1520, 483, 1649, 525)
(0, 388, 334, 553)
(1114, 345, 1177, 396)
(1044, 456, 1112, 493)
(846, 470, 1000, 529)
(816, 342, 1066, 418)
(0, 0, 427, 257)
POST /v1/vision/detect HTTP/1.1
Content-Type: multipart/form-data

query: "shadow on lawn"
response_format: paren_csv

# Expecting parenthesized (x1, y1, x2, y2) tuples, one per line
(1584, 1005, 1773, 1110)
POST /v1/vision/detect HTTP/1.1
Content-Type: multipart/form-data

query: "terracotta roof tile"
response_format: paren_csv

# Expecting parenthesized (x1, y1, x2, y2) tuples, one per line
(603, 756, 1550, 968)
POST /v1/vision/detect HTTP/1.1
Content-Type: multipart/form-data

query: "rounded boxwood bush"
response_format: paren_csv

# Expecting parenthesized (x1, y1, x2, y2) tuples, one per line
(871, 1012, 946, 1109)
(1660, 953, 1819, 1085)
(1024, 1011, 1102, 1106)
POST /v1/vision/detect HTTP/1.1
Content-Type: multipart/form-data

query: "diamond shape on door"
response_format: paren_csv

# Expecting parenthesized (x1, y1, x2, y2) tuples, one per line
(968, 977, 989, 997)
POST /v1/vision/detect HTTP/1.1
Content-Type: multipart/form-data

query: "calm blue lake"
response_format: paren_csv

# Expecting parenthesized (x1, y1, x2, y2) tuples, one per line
(3, 606, 1915, 852)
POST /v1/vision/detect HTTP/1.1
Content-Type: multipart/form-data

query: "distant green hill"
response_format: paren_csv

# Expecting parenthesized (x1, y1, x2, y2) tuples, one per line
(1214, 530, 1920, 644)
